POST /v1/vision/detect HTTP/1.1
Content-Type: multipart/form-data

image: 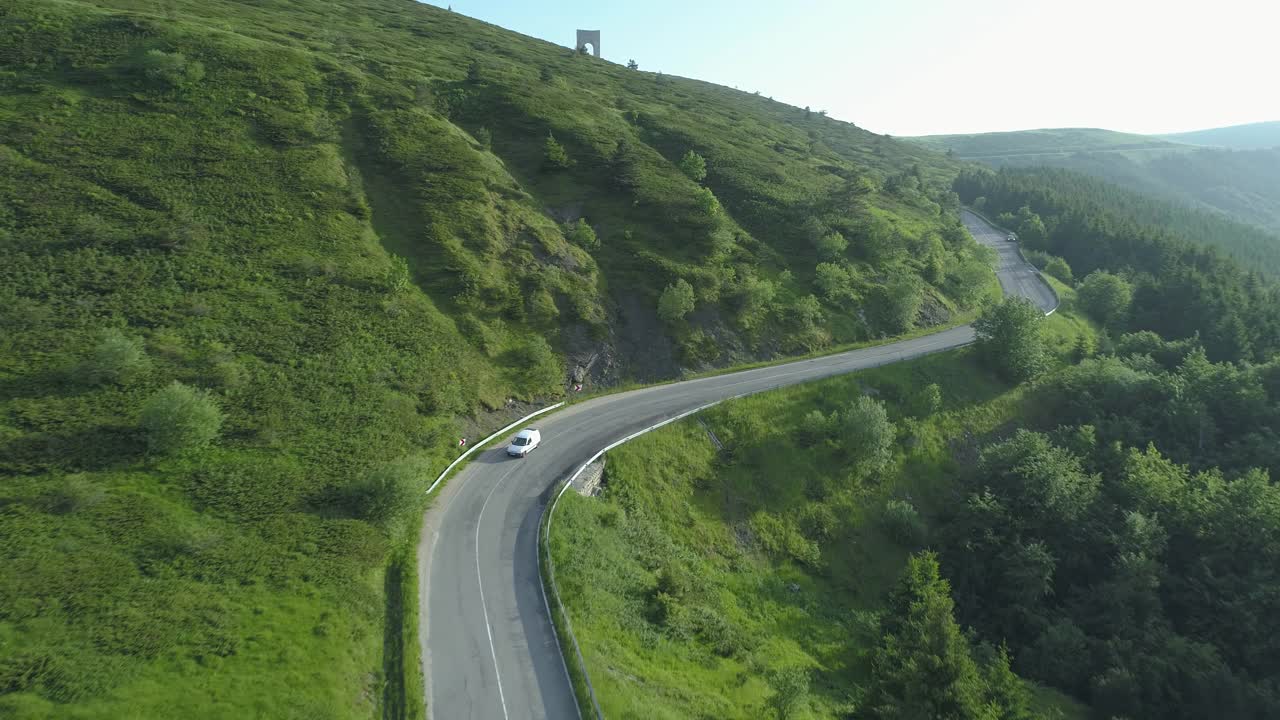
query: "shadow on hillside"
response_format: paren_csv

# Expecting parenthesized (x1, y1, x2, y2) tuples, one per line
(0, 424, 145, 474)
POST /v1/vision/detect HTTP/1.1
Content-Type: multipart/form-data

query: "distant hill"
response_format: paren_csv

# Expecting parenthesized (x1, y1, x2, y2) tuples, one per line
(909, 127, 1280, 266)
(1157, 121, 1280, 149)
(910, 127, 1189, 160)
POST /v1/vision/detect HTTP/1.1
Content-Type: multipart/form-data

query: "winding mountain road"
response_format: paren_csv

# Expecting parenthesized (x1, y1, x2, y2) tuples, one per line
(418, 210, 1056, 719)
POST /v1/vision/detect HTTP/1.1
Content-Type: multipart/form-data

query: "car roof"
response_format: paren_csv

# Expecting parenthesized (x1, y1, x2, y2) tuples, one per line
(515, 428, 539, 437)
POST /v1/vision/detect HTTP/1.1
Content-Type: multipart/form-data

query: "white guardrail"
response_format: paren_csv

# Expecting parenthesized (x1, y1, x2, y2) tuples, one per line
(426, 402, 566, 495)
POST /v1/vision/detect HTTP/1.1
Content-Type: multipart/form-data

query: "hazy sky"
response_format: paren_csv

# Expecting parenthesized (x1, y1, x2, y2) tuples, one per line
(424, 0, 1277, 136)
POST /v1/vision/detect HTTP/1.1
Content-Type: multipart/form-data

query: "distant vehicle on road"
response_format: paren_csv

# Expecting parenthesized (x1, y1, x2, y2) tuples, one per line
(506, 428, 541, 458)
(1007, 233, 1017, 242)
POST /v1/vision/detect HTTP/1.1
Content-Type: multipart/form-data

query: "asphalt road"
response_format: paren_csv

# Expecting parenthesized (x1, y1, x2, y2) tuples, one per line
(418, 210, 1057, 719)
(962, 210, 1059, 313)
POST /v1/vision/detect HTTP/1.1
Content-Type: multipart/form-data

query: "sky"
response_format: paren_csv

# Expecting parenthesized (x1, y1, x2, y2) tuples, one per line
(423, 0, 1278, 137)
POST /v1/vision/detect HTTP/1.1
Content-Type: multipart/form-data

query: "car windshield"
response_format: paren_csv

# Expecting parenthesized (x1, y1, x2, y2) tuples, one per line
(513, 437, 530, 446)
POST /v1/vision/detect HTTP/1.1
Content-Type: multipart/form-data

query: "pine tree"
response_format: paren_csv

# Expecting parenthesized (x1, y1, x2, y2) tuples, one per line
(863, 552, 991, 720)
(543, 133, 570, 169)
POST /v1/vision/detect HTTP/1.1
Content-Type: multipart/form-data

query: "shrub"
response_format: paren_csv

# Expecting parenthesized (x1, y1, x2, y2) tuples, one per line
(81, 328, 150, 385)
(474, 126, 492, 150)
(657, 279, 696, 323)
(41, 475, 106, 515)
(349, 455, 429, 541)
(766, 666, 811, 720)
(881, 498, 926, 546)
(566, 218, 598, 250)
(140, 381, 224, 455)
(510, 336, 564, 396)
(748, 512, 820, 567)
(678, 150, 707, 183)
(138, 50, 205, 90)
(797, 409, 834, 446)
(913, 383, 942, 417)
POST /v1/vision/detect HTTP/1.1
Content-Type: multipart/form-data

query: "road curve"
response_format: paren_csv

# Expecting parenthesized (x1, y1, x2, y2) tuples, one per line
(418, 210, 1056, 719)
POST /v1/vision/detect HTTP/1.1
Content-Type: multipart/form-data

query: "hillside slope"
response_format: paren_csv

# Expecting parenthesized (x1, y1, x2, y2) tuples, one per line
(0, 0, 989, 717)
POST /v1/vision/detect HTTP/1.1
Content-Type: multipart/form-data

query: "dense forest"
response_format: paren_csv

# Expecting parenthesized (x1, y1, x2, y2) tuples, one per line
(943, 341, 1280, 719)
(957, 167, 1280, 362)
(551, 166, 1280, 718)
(958, 164, 1280, 275)
(916, 128, 1280, 263)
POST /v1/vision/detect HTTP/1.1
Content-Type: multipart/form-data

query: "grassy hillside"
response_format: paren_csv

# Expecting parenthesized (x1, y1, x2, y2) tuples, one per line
(911, 128, 1280, 261)
(550, 302, 1099, 718)
(0, 0, 994, 717)
(1157, 120, 1280, 149)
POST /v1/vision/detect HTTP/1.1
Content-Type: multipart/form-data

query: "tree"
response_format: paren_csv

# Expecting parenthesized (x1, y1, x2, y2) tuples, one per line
(766, 666, 810, 720)
(657, 278, 696, 323)
(140, 381, 224, 455)
(872, 274, 923, 334)
(1015, 206, 1047, 250)
(626, 58, 639, 70)
(841, 395, 896, 475)
(474, 126, 492, 150)
(566, 218, 598, 250)
(465, 58, 482, 83)
(864, 552, 990, 719)
(978, 644, 1035, 720)
(694, 187, 720, 217)
(979, 430, 1100, 526)
(974, 297, 1047, 382)
(679, 150, 707, 183)
(1043, 256, 1073, 284)
(539, 65, 553, 83)
(815, 231, 848, 260)
(82, 328, 150, 385)
(543, 133, 570, 169)
(1077, 271, 1132, 329)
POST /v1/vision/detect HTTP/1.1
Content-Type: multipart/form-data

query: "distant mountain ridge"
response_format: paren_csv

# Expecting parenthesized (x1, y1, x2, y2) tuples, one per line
(911, 127, 1189, 159)
(1157, 120, 1280, 149)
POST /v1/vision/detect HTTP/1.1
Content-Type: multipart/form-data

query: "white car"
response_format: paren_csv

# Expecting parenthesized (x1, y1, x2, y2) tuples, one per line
(506, 428, 541, 458)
